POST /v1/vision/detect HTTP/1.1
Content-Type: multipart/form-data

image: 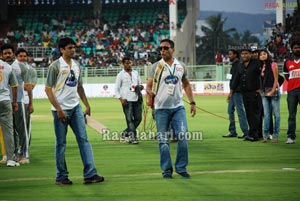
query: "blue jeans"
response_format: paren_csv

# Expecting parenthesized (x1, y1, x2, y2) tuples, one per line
(122, 101, 142, 138)
(228, 92, 248, 136)
(287, 89, 300, 140)
(262, 92, 281, 138)
(52, 104, 98, 181)
(155, 106, 188, 176)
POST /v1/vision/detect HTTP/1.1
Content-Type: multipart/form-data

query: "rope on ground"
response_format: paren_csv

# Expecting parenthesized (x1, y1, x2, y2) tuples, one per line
(183, 99, 230, 121)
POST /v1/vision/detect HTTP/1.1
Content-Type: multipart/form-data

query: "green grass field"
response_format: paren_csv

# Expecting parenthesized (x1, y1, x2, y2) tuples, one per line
(1, 96, 300, 201)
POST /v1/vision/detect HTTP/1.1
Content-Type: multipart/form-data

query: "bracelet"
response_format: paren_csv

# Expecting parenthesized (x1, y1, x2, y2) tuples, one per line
(190, 101, 196, 105)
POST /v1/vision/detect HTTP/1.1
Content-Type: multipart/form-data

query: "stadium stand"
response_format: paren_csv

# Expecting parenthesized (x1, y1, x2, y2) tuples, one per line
(0, 0, 188, 67)
(264, 7, 300, 62)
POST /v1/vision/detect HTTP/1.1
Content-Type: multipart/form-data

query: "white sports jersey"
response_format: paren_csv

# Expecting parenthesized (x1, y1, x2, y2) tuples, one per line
(149, 58, 187, 109)
(45, 57, 83, 110)
(115, 69, 142, 101)
(10, 60, 30, 103)
(23, 63, 37, 104)
(0, 60, 18, 101)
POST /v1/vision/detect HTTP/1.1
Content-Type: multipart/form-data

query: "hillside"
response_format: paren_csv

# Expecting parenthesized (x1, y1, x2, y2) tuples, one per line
(199, 11, 276, 34)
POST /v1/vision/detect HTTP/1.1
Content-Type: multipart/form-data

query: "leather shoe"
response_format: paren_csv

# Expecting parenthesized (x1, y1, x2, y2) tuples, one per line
(244, 136, 259, 142)
(238, 135, 247, 139)
(222, 133, 237, 137)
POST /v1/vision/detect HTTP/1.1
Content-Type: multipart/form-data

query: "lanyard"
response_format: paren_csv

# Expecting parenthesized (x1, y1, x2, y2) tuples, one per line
(165, 64, 176, 76)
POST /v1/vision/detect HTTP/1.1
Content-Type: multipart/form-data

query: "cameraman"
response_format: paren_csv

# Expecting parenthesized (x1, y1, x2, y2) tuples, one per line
(115, 57, 143, 144)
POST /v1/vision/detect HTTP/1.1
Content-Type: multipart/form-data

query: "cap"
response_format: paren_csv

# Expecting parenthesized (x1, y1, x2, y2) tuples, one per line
(250, 46, 258, 52)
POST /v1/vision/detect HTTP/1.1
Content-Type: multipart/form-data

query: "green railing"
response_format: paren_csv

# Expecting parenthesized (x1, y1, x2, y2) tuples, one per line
(35, 63, 284, 84)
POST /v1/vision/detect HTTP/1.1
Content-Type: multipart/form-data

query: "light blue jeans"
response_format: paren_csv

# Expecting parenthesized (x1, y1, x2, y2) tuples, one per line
(155, 106, 188, 176)
(262, 91, 280, 138)
(52, 104, 98, 181)
(228, 92, 248, 136)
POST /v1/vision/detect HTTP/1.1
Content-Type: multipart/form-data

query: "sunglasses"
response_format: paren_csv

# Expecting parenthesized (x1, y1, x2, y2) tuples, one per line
(159, 46, 171, 51)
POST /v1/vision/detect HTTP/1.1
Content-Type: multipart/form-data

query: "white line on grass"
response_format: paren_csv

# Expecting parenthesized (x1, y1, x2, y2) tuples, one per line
(0, 168, 299, 182)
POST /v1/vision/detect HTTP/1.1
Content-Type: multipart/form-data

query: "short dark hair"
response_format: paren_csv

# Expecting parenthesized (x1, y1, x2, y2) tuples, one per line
(15, 48, 28, 56)
(291, 41, 300, 49)
(1, 44, 14, 54)
(240, 47, 251, 52)
(160, 39, 175, 48)
(228, 49, 239, 58)
(122, 56, 131, 63)
(58, 37, 76, 50)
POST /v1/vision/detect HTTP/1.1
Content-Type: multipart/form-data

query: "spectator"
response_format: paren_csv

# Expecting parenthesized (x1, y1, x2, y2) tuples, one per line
(259, 49, 280, 143)
(283, 42, 300, 144)
(215, 51, 223, 65)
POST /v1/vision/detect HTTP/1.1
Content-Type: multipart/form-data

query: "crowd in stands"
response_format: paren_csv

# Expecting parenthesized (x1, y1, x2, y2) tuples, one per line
(265, 7, 300, 62)
(1, 4, 299, 67)
(0, 8, 172, 68)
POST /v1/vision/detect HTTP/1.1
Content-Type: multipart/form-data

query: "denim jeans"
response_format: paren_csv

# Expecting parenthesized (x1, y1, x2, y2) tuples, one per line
(122, 101, 142, 138)
(262, 91, 281, 138)
(287, 89, 300, 140)
(52, 104, 98, 181)
(155, 106, 188, 176)
(228, 92, 248, 136)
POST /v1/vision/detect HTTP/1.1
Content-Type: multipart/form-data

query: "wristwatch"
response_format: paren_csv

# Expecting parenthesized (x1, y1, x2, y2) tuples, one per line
(190, 101, 196, 106)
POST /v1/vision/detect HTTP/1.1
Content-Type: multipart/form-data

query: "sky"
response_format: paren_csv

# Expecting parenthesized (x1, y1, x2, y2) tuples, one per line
(200, 0, 298, 14)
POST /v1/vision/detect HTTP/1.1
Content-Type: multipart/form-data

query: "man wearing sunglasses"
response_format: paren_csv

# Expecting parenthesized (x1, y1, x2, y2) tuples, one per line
(146, 39, 196, 179)
(45, 37, 104, 185)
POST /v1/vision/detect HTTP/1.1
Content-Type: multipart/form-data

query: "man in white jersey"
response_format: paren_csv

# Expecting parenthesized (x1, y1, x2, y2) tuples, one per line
(1, 44, 32, 162)
(0, 58, 20, 167)
(15, 48, 36, 164)
(115, 57, 143, 144)
(45, 37, 104, 185)
(146, 39, 196, 179)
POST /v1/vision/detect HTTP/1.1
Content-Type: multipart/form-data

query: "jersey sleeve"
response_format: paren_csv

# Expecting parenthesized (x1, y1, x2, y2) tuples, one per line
(148, 62, 157, 79)
(180, 61, 187, 80)
(19, 63, 30, 84)
(30, 68, 38, 85)
(9, 70, 18, 87)
(45, 63, 59, 88)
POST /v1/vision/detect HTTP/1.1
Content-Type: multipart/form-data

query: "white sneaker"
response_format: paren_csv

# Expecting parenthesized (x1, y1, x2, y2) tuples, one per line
(131, 140, 139, 144)
(19, 158, 30, 164)
(286, 138, 295, 144)
(120, 136, 130, 143)
(7, 160, 20, 167)
(0, 155, 7, 164)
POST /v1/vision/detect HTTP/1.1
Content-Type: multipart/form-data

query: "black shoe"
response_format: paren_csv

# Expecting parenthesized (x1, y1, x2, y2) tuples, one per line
(162, 168, 173, 179)
(238, 135, 247, 139)
(244, 136, 259, 142)
(163, 174, 173, 179)
(56, 178, 73, 185)
(176, 172, 190, 179)
(222, 133, 237, 137)
(84, 175, 105, 184)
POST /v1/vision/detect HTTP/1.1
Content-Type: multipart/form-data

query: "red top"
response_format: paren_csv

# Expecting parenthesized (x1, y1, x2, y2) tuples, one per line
(283, 59, 300, 92)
